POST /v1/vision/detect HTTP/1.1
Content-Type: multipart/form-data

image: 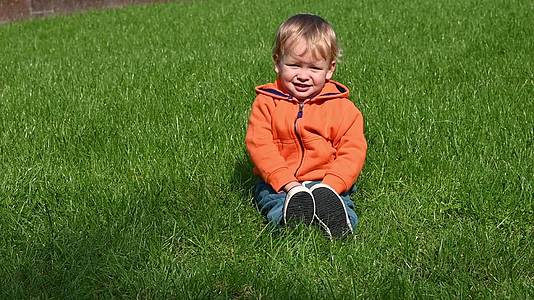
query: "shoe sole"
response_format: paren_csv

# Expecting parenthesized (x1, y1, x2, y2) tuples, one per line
(311, 184, 352, 238)
(283, 186, 315, 226)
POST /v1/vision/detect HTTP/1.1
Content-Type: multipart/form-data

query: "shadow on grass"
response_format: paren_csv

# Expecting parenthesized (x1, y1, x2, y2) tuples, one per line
(231, 155, 288, 236)
(231, 155, 256, 205)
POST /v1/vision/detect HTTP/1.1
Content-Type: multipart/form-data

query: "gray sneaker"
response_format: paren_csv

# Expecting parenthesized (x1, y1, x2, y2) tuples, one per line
(310, 183, 353, 239)
(282, 186, 315, 226)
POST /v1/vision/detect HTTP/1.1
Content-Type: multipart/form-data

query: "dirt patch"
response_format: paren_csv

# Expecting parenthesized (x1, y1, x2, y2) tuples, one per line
(0, 0, 170, 23)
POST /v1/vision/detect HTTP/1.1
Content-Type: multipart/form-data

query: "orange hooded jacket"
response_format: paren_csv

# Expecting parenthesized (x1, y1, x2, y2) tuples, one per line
(245, 79, 367, 194)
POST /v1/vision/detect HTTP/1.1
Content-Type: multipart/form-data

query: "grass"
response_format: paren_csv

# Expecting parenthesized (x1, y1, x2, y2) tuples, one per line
(0, 0, 533, 298)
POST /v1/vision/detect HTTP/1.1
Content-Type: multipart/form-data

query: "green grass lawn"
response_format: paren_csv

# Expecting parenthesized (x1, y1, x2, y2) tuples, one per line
(1, 0, 533, 298)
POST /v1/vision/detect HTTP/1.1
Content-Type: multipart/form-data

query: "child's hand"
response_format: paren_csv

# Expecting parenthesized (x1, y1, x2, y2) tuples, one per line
(282, 181, 301, 193)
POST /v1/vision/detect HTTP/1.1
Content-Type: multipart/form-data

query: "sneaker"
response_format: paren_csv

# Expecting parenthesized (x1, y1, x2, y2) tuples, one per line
(310, 183, 353, 239)
(282, 185, 315, 226)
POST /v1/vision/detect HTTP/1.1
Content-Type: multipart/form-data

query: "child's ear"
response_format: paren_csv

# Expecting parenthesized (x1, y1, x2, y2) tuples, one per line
(326, 60, 336, 80)
(274, 62, 280, 75)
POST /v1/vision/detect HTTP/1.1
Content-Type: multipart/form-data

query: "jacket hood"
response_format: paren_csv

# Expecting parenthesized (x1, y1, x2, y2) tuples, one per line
(255, 79, 349, 102)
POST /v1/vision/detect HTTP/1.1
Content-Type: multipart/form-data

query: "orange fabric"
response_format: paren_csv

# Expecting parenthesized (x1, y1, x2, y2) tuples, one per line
(245, 79, 367, 194)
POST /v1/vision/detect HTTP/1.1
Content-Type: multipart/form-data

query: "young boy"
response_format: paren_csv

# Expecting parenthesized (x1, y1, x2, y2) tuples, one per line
(245, 14, 367, 239)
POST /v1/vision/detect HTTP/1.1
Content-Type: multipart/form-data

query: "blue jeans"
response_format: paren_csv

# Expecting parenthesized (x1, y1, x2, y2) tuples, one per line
(254, 180, 359, 228)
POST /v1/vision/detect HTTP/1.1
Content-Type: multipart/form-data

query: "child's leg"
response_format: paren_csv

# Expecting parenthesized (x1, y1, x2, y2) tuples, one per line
(254, 180, 287, 226)
(339, 191, 359, 228)
(254, 180, 359, 230)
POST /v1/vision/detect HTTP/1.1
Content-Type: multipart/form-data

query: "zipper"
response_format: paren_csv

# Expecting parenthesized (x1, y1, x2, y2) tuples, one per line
(293, 101, 305, 177)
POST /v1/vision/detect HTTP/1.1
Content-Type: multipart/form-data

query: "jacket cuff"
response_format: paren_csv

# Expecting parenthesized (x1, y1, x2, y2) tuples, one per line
(323, 174, 348, 194)
(267, 167, 297, 192)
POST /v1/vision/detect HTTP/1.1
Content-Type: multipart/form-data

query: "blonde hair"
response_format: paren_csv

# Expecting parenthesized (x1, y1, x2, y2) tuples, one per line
(272, 14, 341, 64)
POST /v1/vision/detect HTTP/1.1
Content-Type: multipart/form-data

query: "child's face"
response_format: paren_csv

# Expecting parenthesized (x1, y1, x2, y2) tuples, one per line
(275, 39, 336, 101)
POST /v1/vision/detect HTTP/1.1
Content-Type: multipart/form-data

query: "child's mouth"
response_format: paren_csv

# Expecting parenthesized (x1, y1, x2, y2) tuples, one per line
(293, 83, 310, 91)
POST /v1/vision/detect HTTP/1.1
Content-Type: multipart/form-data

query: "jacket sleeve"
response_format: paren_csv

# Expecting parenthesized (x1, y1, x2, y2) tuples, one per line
(323, 102, 367, 194)
(245, 95, 297, 192)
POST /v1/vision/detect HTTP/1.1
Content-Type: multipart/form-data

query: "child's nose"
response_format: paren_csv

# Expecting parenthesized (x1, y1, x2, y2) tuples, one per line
(296, 71, 310, 81)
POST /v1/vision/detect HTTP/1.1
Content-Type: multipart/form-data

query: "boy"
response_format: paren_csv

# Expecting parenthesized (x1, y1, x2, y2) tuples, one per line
(245, 14, 367, 239)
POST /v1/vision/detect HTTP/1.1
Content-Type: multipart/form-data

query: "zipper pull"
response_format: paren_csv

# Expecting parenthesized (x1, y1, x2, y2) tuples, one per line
(297, 102, 304, 118)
